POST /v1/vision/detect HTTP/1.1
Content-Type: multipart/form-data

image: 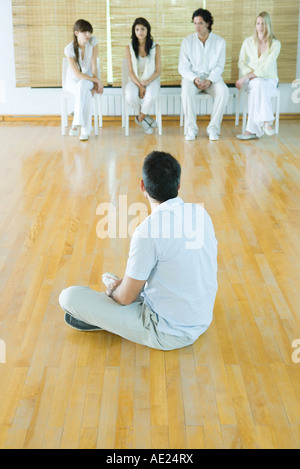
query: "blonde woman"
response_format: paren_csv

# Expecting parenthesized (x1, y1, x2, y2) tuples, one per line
(236, 12, 281, 140)
(64, 19, 103, 141)
(125, 18, 161, 135)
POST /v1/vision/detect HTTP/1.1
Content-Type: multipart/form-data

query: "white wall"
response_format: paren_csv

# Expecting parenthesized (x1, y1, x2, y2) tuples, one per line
(0, 0, 300, 116)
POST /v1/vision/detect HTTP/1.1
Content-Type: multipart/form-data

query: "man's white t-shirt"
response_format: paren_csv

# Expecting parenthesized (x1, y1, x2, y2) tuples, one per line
(125, 197, 218, 341)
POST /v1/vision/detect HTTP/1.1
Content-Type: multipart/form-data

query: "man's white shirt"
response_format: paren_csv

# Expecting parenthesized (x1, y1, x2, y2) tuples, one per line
(125, 197, 218, 341)
(178, 32, 226, 83)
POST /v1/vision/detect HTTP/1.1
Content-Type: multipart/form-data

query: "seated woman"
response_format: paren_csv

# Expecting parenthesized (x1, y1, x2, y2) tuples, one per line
(125, 17, 161, 135)
(236, 11, 281, 140)
(64, 19, 103, 141)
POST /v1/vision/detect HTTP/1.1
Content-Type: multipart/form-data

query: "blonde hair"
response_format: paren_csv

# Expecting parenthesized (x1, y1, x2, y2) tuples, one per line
(254, 11, 276, 48)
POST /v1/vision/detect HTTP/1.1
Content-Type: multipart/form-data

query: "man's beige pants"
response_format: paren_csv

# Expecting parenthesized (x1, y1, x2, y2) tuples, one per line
(59, 286, 194, 351)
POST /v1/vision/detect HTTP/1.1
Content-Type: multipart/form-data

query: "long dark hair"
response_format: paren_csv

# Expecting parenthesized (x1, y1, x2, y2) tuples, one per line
(73, 19, 93, 71)
(131, 17, 154, 59)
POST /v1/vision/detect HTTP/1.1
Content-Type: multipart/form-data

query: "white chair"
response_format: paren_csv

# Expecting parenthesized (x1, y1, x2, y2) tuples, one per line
(180, 93, 214, 135)
(61, 57, 103, 136)
(235, 85, 280, 134)
(121, 58, 162, 136)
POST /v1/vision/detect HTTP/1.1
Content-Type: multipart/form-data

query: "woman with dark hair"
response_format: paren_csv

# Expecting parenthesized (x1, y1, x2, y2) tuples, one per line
(64, 19, 103, 141)
(125, 18, 161, 134)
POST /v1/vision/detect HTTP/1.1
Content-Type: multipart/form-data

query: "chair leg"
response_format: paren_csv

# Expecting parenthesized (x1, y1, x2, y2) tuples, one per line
(94, 96, 99, 136)
(180, 98, 184, 127)
(98, 95, 103, 128)
(121, 96, 125, 128)
(61, 96, 67, 135)
(156, 96, 162, 135)
(235, 90, 240, 126)
(125, 103, 129, 136)
(242, 94, 247, 133)
(275, 94, 280, 134)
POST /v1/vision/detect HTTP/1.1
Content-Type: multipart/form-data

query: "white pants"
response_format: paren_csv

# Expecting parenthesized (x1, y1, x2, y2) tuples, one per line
(125, 79, 160, 116)
(59, 286, 194, 351)
(245, 78, 278, 137)
(181, 78, 229, 136)
(65, 77, 94, 135)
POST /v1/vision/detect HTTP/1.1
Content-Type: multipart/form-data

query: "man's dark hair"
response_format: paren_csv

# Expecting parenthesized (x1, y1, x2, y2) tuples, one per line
(142, 151, 181, 203)
(192, 8, 214, 31)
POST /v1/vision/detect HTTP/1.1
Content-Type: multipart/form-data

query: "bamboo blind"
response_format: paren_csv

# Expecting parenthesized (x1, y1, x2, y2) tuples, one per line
(12, 0, 299, 88)
(110, 1, 201, 86)
(12, 0, 107, 87)
(209, 0, 299, 83)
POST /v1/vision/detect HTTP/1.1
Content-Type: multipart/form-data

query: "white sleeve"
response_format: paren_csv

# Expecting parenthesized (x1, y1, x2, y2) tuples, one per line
(178, 38, 197, 82)
(125, 228, 158, 281)
(207, 38, 226, 83)
(64, 42, 75, 58)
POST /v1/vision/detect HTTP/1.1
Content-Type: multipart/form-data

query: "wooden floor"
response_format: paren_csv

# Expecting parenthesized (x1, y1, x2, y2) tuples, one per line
(0, 118, 300, 449)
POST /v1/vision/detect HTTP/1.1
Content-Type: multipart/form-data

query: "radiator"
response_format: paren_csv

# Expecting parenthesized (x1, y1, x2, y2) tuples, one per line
(99, 88, 238, 116)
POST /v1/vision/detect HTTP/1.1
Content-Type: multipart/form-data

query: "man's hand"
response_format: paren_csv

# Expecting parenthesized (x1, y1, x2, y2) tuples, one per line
(194, 78, 211, 90)
(106, 278, 122, 298)
(106, 275, 146, 306)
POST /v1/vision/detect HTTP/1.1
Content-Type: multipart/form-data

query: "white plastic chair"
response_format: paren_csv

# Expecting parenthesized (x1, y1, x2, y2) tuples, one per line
(235, 84, 280, 134)
(180, 93, 214, 135)
(121, 58, 162, 136)
(61, 57, 103, 136)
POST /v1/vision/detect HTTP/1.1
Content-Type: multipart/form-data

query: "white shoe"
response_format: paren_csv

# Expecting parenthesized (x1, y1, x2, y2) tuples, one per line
(208, 133, 219, 141)
(237, 133, 258, 140)
(135, 116, 153, 134)
(185, 130, 196, 141)
(144, 115, 158, 128)
(263, 124, 275, 136)
(69, 127, 79, 136)
(79, 134, 89, 141)
(101, 272, 120, 288)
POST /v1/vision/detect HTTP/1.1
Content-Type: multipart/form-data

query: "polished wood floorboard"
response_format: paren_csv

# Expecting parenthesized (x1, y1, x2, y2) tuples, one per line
(0, 119, 300, 449)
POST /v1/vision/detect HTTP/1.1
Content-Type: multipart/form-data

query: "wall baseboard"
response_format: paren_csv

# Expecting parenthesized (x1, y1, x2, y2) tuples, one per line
(1, 113, 299, 123)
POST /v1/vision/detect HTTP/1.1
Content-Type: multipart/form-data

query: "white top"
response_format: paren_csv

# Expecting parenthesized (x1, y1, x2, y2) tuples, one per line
(179, 32, 226, 83)
(125, 197, 218, 341)
(129, 43, 157, 82)
(64, 36, 98, 79)
(137, 56, 147, 80)
(238, 36, 281, 80)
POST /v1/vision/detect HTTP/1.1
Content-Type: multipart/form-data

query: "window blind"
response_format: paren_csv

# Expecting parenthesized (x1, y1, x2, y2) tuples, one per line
(12, 0, 107, 87)
(12, 0, 299, 88)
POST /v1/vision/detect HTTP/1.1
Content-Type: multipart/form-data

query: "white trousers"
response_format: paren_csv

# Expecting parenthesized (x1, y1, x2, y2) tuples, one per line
(245, 78, 278, 137)
(65, 77, 94, 135)
(181, 78, 229, 136)
(125, 79, 160, 116)
(59, 286, 194, 351)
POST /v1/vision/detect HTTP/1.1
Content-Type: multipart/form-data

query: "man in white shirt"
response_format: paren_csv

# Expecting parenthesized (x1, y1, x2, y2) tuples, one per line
(59, 151, 218, 350)
(179, 8, 229, 141)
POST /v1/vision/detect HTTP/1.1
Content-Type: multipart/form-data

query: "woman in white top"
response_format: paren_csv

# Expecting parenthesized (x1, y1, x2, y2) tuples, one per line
(236, 12, 281, 140)
(125, 18, 161, 135)
(64, 19, 103, 141)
